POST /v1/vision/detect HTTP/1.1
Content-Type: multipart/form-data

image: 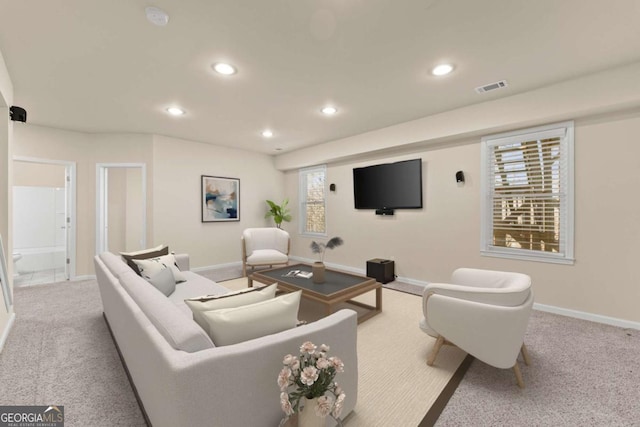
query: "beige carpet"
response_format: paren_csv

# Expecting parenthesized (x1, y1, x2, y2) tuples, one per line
(221, 278, 467, 427)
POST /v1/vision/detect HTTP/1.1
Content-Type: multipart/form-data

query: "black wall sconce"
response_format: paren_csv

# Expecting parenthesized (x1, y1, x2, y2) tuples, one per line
(329, 183, 336, 192)
(455, 171, 465, 184)
(10, 106, 27, 122)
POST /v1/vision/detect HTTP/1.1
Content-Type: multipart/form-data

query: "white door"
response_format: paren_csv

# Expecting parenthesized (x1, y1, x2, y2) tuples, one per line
(12, 158, 76, 285)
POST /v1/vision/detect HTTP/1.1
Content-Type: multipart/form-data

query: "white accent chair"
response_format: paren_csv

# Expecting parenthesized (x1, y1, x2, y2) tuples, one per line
(241, 228, 290, 276)
(420, 268, 534, 388)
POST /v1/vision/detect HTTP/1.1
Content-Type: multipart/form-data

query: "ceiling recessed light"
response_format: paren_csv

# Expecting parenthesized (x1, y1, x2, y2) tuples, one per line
(432, 64, 454, 76)
(166, 107, 185, 116)
(321, 106, 338, 115)
(212, 63, 237, 75)
(261, 129, 274, 138)
(145, 7, 169, 26)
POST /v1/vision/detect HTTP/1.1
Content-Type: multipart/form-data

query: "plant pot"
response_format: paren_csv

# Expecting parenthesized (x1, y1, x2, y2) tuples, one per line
(298, 397, 326, 427)
(312, 262, 325, 284)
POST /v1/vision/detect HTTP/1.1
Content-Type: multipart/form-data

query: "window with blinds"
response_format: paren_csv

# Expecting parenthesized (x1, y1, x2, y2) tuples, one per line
(299, 165, 327, 236)
(480, 121, 574, 264)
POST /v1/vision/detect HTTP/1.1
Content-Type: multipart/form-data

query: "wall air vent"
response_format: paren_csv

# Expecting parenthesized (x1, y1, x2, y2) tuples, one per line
(475, 80, 508, 94)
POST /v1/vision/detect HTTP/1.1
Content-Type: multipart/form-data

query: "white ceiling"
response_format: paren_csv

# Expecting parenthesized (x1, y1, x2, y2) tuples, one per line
(1, 0, 640, 154)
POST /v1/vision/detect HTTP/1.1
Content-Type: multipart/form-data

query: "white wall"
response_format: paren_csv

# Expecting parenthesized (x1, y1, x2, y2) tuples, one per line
(12, 125, 154, 276)
(283, 111, 640, 324)
(152, 135, 285, 268)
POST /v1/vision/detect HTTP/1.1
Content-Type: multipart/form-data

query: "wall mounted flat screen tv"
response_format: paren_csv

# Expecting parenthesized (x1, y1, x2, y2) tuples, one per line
(353, 159, 423, 209)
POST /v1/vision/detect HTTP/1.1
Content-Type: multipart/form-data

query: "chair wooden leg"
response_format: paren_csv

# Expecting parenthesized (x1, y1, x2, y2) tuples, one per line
(242, 262, 247, 277)
(520, 343, 531, 366)
(513, 363, 525, 388)
(427, 335, 445, 366)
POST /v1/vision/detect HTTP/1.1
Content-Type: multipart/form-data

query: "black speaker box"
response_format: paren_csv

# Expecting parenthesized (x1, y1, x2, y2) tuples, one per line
(366, 258, 395, 284)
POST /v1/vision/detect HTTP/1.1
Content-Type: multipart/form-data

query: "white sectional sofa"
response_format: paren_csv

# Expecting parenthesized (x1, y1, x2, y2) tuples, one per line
(94, 252, 358, 427)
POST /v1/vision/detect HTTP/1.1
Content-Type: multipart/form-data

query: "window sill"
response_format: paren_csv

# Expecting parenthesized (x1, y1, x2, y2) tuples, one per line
(481, 249, 575, 265)
(299, 232, 328, 238)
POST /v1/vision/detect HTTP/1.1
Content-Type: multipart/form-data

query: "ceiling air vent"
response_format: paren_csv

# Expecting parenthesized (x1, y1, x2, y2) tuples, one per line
(475, 80, 508, 94)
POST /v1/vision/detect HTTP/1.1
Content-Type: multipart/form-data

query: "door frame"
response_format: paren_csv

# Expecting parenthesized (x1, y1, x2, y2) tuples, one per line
(96, 163, 147, 254)
(13, 156, 77, 280)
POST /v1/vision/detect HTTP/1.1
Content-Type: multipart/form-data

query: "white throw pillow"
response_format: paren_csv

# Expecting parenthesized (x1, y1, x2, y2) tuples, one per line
(202, 290, 301, 346)
(133, 254, 187, 283)
(147, 267, 176, 296)
(184, 283, 278, 333)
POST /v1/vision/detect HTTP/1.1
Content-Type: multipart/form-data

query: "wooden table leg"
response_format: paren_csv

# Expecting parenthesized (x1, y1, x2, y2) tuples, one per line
(513, 363, 525, 388)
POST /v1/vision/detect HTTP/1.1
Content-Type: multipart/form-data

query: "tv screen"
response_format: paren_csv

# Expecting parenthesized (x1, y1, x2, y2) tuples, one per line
(353, 159, 423, 209)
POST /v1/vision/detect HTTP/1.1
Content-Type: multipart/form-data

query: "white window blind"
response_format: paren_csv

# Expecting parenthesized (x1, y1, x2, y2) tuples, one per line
(481, 121, 574, 264)
(299, 165, 326, 236)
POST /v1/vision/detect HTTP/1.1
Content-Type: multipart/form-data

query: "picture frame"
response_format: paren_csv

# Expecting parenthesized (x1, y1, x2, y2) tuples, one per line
(201, 175, 240, 222)
(0, 233, 12, 311)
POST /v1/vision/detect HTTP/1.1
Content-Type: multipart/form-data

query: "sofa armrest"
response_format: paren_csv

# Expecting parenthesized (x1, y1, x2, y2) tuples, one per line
(167, 309, 359, 427)
(174, 253, 190, 271)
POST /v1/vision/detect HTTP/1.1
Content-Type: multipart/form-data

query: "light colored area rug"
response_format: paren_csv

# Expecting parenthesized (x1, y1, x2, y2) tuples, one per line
(221, 277, 467, 427)
(1, 277, 463, 427)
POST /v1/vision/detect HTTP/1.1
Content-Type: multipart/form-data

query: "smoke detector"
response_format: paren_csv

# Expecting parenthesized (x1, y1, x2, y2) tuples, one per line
(145, 7, 169, 26)
(475, 80, 508, 94)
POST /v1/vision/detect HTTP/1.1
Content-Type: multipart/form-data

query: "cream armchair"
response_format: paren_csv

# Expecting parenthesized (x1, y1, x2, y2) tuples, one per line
(420, 268, 534, 388)
(241, 228, 290, 276)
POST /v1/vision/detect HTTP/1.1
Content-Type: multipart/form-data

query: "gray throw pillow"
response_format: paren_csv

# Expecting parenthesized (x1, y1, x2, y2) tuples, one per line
(147, 267, 176, 296)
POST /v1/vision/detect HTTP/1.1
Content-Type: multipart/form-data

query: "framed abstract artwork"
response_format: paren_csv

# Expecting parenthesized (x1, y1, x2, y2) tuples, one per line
(201, 175, 240, 222)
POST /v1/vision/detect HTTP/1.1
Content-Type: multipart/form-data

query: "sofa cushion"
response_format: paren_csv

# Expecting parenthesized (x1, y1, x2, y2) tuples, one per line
(246, 249, 289, 265)
(133, 254, 187, 283)
(202, 290, 301, 346)
(184, 283, 277, 332)
(120, 245, 169, 275)
(147, 267, 176, 296)
(118, 269, 214, 352)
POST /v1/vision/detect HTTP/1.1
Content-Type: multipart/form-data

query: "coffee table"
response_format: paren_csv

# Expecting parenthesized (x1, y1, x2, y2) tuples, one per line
(249, 263, 382, 324)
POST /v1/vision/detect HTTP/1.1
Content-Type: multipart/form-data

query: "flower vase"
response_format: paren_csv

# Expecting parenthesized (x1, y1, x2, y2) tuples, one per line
(298, 397, 326, 427)
(312, 262, 325, 284)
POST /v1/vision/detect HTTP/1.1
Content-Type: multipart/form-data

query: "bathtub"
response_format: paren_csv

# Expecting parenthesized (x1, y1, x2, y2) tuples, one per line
(13, 246, 66, 274)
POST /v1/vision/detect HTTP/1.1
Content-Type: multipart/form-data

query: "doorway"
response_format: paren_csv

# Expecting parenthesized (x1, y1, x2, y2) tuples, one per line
(12, 157, 76, 286)
(96, 163, 146, 255)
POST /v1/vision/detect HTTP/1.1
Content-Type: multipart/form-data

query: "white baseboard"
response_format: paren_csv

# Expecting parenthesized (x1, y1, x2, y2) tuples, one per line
(0, 312, 16, 354)
(292, 256, 639, 330)
(533, 303, 640, 331)
(290, 256, 430, 287)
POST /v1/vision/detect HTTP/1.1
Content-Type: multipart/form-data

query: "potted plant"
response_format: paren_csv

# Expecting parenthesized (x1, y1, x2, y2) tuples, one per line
(278, 341, 346, 426)
(310, 237, 343, 284)
(265, 199, 292, 229)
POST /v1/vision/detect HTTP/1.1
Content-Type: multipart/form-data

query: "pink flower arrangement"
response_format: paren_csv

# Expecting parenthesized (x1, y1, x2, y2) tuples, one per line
(278, 341, 346, 420)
